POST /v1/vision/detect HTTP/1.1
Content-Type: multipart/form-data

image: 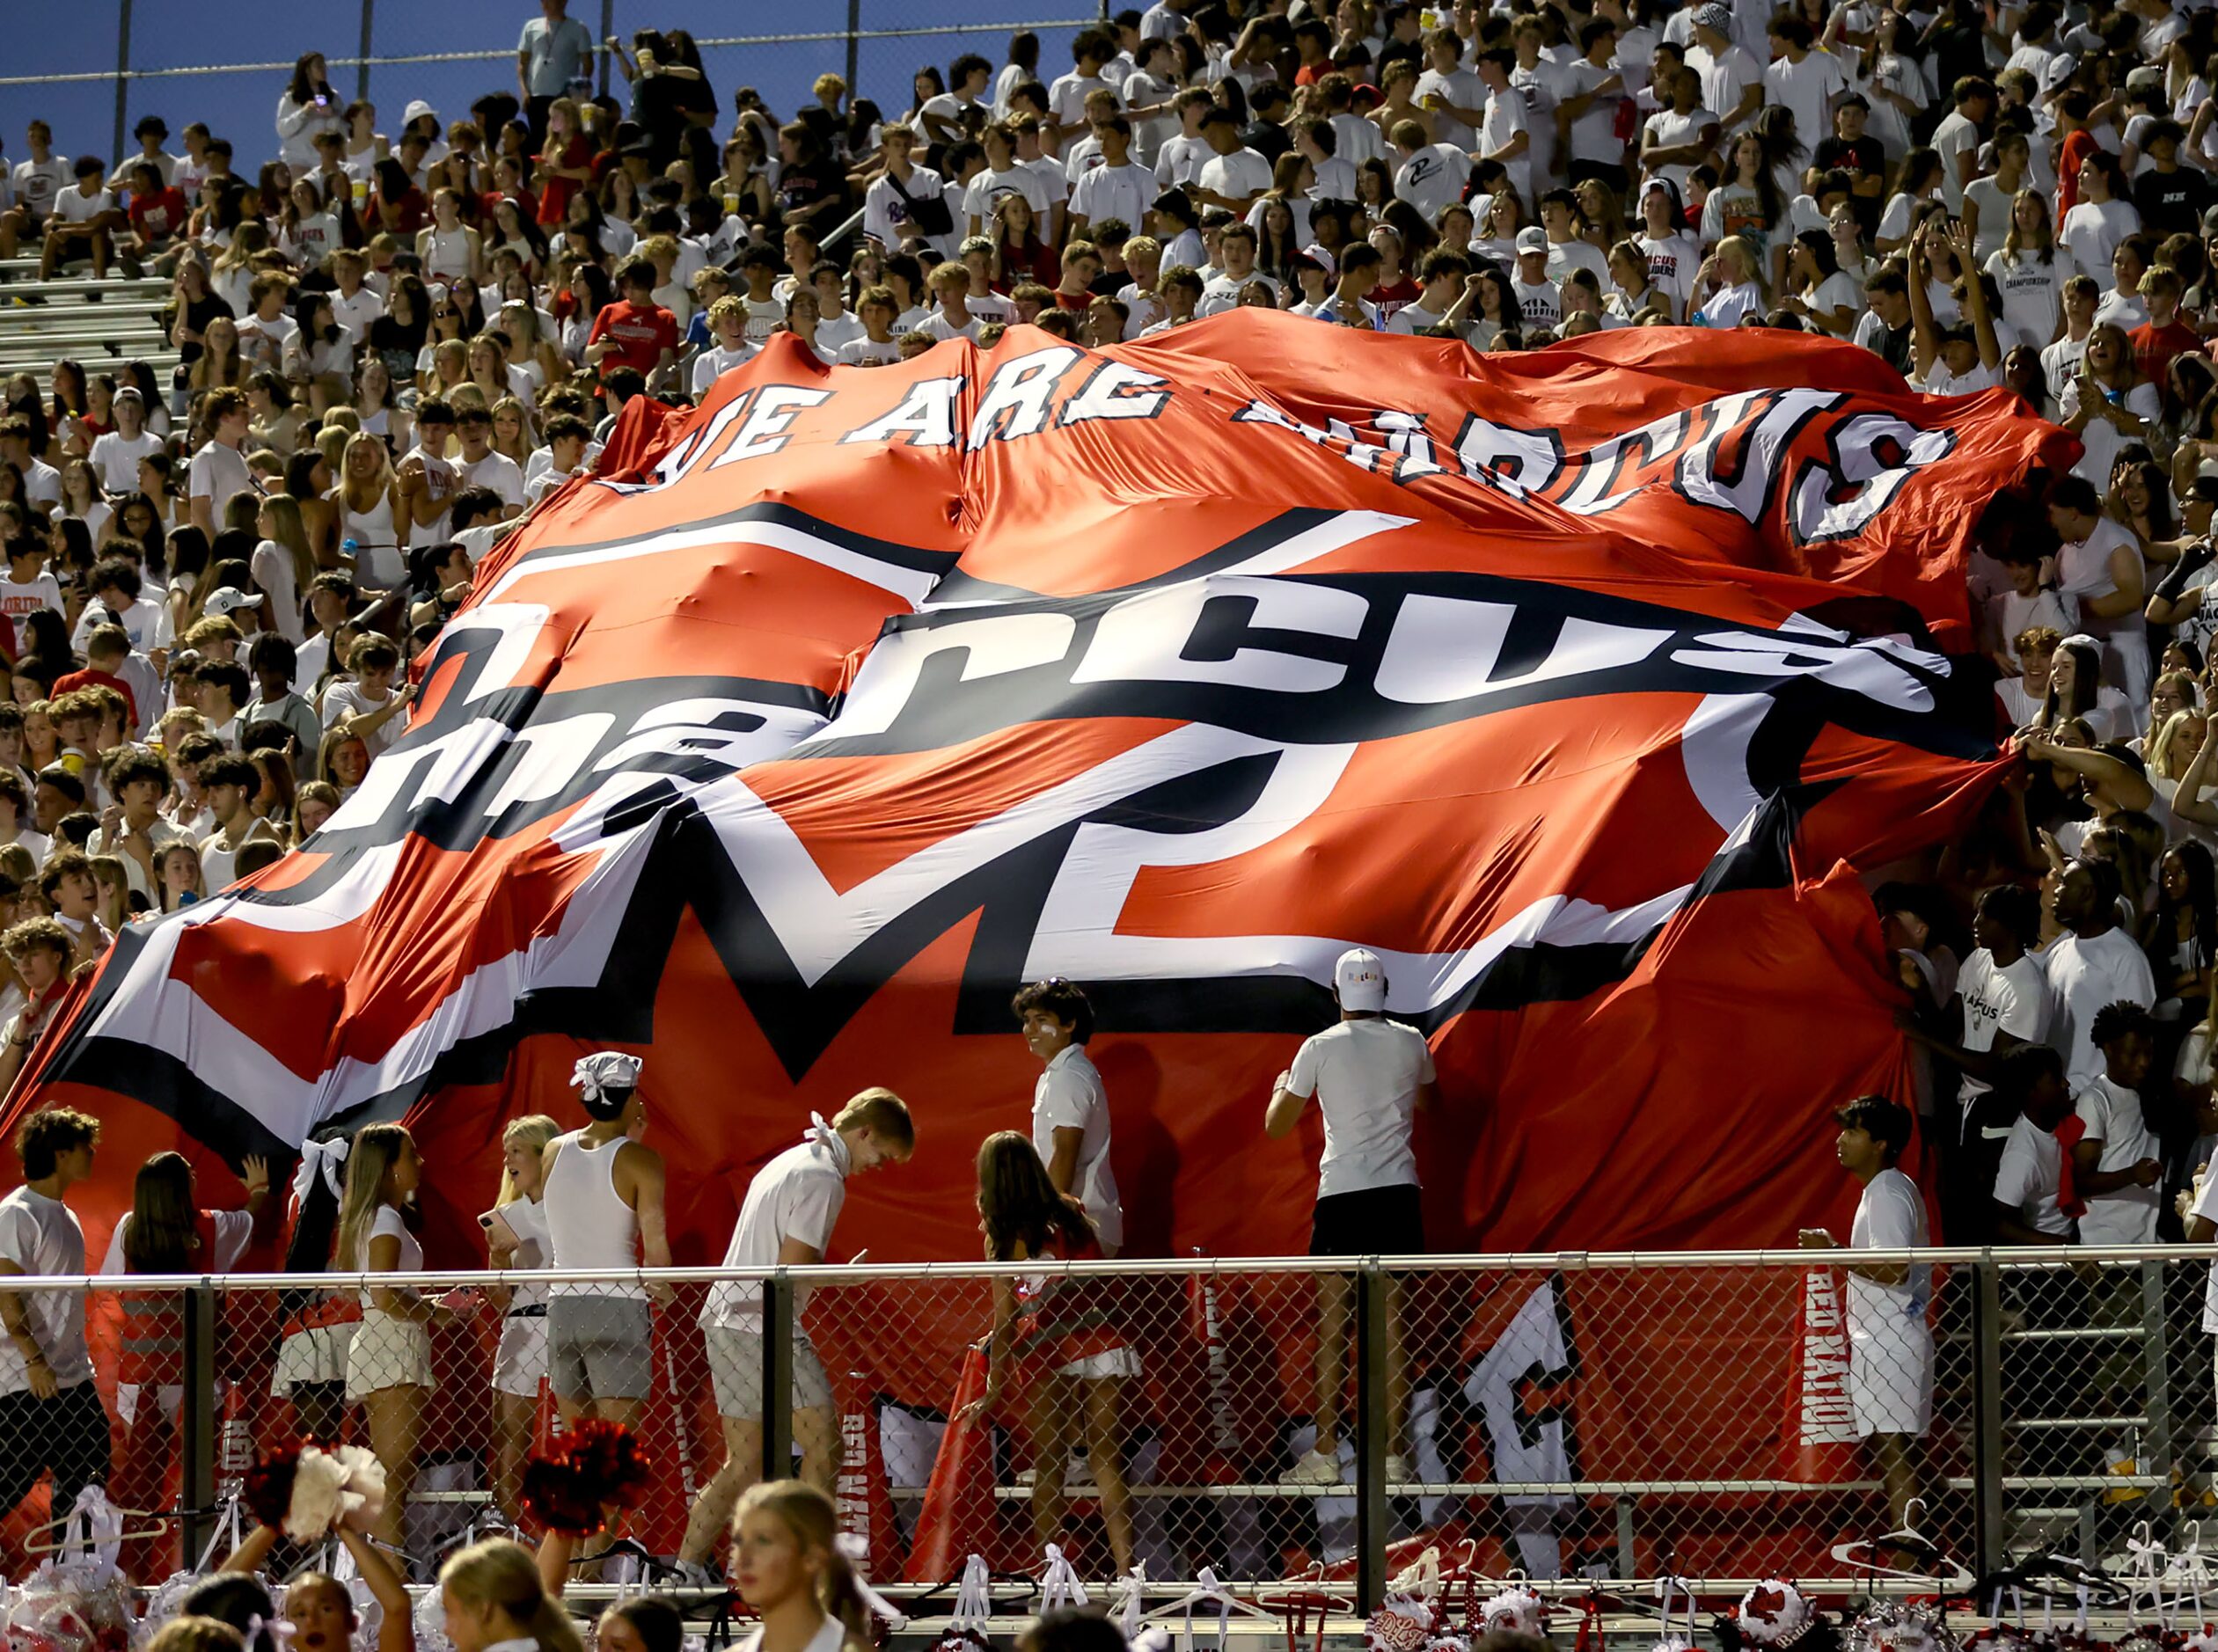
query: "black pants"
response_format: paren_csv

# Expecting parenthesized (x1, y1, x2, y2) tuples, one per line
(525, 95, 557, 151)
(0, 1380, 111, 1524)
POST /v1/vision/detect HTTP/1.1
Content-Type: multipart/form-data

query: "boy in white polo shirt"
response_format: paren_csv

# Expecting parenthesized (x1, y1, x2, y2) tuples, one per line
(1268, 947, 1436, 1488)
(679, 1089, 914, 1583)
(1014, 977, 1124, 1255)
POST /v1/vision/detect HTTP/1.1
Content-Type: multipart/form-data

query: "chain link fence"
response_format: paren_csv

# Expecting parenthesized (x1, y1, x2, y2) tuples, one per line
(0, 1249, 2210, 1616)
(0, 2, 1105, 178)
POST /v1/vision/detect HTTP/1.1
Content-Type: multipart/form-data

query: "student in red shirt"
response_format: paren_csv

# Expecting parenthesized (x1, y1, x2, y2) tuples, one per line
(124, 164, 188, 258)
(584, 257, 679, 382)
(2053, 91, 2098, 230)
(2130, 267, 2202, 395)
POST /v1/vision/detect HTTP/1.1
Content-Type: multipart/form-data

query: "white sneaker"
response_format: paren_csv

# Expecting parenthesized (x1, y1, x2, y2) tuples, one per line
(671, 1560, 723, 1590)
(1279, 1448, 1344, 1486)
(1384, 1454, 1414, 1486)
(604, 1553, 641, 1586)
(1015, 1466, 1038, 1487)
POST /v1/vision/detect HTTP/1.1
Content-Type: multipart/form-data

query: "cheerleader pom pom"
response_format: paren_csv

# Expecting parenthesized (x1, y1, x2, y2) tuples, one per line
(242, 1442, 305, 1533)
(332, 1444, 388, 1534)
(520, 1421, 654, 1536)
(284, 1447, 351, 1543)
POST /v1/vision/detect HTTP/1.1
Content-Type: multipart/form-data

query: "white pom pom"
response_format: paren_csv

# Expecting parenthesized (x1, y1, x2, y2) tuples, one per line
(331, 1444, 387, 1534)
(284, 1448, 350, 1543)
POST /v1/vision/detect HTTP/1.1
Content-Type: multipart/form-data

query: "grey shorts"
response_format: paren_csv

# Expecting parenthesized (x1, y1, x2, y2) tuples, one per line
(547, 1295, 655, 1402)
(706, 1323, 832, 1419)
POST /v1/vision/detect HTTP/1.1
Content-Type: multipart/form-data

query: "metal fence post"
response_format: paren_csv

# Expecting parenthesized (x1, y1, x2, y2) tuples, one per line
(1354, 1261, 1388, 1616)
(2139, 1257, 2172, 1513)
(763, 1272, 794, 1482)
(599, 0, 616, 99)
(179, 1283, 217, 1567)
(845, 0, 861, 111)
(356, 0, 375, 104)
(1972, 1252, 2005, 1577)
(111, 0, 135, 173)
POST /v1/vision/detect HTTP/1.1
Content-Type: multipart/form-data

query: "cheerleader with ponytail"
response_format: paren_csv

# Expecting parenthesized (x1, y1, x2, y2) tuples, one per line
(732, 1480, 871, 1652)
(438, 1537, 585, 1652)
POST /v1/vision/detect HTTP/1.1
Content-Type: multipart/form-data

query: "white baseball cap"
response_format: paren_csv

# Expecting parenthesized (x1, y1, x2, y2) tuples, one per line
(201, 587, 257, 618)
(1334, 947, 1387, 1012)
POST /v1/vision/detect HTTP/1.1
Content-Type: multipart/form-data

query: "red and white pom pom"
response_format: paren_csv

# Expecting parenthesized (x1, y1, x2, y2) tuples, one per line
(1479, 1587, 1547, 1639)
(1367, 1602, 1435, 1652)
(1736, 1583, 1813, 1648)
(244, 1441, 304, 1532)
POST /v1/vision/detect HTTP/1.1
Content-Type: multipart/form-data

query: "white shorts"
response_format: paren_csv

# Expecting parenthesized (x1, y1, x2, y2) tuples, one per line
(1058, 1346, 1142, 1381)
(1848, 1326, 1933, 1438)
(271, 1323, 355, 1396)
(493, 1310, 548, 1399)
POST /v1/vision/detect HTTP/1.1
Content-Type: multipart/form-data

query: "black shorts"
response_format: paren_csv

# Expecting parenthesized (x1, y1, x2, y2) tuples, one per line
(1310, 1184, 1425, 1258)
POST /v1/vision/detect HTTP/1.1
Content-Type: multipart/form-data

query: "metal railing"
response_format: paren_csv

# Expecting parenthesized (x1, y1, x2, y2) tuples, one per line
(4, 1245, 2213, 1611)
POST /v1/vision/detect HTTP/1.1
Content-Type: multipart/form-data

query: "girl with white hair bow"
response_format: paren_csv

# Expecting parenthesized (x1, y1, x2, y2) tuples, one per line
(271, 1128, 361, 1444)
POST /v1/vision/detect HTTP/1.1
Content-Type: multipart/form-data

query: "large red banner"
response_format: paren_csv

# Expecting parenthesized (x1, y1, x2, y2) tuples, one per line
(3, 318, 2066, 1544)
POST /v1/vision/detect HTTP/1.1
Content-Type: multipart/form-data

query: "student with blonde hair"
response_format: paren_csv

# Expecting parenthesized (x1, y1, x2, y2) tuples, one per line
(337, 1122, 446, 1554)
(487, 1112, 560, 1526)
(729, 1480, 872, 1652)
(439, 1537, 583, 1652)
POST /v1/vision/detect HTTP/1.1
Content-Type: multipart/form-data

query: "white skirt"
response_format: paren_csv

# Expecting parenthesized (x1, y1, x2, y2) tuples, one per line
(344, 1310, 434, 1400)
(271, 1322, 355, 1396)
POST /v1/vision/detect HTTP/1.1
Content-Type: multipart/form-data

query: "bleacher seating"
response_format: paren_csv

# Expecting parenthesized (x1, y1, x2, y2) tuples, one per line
(0, 261, 176, 382)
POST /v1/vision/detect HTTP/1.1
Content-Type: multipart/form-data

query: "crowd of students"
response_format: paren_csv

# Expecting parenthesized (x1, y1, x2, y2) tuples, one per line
(0, 0, 2211, 1623)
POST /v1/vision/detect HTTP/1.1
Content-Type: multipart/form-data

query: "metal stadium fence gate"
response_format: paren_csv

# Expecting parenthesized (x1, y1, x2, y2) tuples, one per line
(4, 1247, 2213, 1615)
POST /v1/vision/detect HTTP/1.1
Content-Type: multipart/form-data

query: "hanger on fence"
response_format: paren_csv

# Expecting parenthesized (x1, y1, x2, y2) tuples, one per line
(2121, 1523, 2165, 1627)
(2164, 1530, 2213, 1628)
(429, 1504, 516, 1565)
(1144, 1566, 1281, 1652)
(22, 1493, 169, 1551)
(1828, 1498, 1975, 1593)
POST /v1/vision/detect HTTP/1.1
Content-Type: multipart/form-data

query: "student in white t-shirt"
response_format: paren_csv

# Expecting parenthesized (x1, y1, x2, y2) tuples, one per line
(0, 1105, 106, 1548)
(2045, 855, 2158, 1091)
(1014, 977, 1123, 1254)
(2072, 1000, 2163, 1246)
(678, 1090, 913, 1584)
(2179, 1144, 2218, 1394)
(692, 295, 762, 395)
(1797, 1094, 1930, 1530)
(88, 389, 163, 498)
(1268, 947, 1436, 1489)
(0, 540, 62, 630)
(1992, 1045, 2075, 1243)
(1899, 884, 2051, 1232)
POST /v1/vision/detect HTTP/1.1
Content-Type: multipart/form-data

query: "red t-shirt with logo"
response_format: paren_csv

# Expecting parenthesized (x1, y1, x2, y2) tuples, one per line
(585, 300, 679, 375)
(128, 188, 188, 244)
